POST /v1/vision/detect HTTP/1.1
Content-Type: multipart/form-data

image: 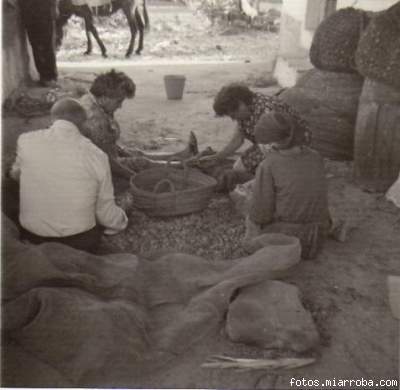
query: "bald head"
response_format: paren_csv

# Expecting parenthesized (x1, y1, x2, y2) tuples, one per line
(51, 98, 87, 128)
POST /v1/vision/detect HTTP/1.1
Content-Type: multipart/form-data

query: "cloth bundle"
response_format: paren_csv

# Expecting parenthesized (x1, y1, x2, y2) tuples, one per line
(2, 215, 306, 387)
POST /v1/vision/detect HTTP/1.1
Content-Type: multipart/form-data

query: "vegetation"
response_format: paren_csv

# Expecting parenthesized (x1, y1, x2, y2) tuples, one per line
(196, 0, 281, 31)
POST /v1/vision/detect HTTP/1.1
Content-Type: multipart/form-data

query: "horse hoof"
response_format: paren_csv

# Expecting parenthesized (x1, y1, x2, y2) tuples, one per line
(102, 53, 108, 58)
(135, 50, 142, 55)
(125, 53, 132, 58)
(84, 52, 91, 56)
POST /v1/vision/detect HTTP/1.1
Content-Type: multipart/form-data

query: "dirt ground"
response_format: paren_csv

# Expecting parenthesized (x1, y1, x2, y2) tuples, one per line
(3, 58, 400, 387)
(56, 1, 281, 63)
(2, 3, 400, 387)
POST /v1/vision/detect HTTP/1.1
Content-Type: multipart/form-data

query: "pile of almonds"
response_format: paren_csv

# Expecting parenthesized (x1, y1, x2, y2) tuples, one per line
(103, 194, 247, 261)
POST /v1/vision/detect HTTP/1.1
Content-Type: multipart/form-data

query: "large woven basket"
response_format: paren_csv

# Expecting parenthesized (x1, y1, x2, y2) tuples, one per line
(309, 7, 371, 73)
(130, 165, 217, 217)
(355, 2, 400, 89)
(280, 69, 364, 161)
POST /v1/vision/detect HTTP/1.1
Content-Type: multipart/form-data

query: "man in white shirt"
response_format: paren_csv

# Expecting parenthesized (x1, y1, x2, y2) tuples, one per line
(9, 98, 129, 252)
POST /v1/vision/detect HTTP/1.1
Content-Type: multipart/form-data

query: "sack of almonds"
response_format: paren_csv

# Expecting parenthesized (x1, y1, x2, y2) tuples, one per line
(310, 7, 371, 73)
(355, 2, 400, 89)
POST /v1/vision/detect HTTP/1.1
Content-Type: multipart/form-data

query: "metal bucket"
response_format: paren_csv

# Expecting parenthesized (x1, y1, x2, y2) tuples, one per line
(164, 75, 186, 100)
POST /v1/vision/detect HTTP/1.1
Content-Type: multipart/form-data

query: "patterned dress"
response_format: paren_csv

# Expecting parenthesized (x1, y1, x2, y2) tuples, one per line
(79, 93, 148, 173)
(238, 93, 310, 174)
(79, 93, 121, 158)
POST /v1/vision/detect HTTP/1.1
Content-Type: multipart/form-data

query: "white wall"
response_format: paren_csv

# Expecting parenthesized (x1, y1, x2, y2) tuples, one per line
(2, 2, 32, 101)
(281, 0, 308, 19)
(281, 0, 317, 52)
(300, 28, 314, 50)
(337, 0, 398, 11)
(278, 1, 308, 55)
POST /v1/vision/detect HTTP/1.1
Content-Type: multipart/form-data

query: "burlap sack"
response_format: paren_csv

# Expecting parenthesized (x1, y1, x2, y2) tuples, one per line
(226, 280, 319, 352)
(280, 69, 364, 160)
(310, 7, 371, 73)
(355, 2, 400, 89)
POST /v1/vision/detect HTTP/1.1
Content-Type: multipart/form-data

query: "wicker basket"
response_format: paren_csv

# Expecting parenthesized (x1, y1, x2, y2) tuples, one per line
(355, 2, 400, 89)
(309, 7, 371, 73)
(280, 69, 364, 160)
(130, 165, 217, 217)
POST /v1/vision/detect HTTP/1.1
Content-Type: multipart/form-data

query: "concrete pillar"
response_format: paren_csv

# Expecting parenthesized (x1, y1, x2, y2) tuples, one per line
(2, 1, 34, 101)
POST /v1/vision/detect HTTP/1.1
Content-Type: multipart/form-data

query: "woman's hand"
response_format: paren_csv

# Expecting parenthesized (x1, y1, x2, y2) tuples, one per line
(216, 127, 245, 160)
(197, 154, 221, 166)
(186, 153, 220, 169)
(115, 192, 134, 212)
(110, 157, 135, 179)
(125, 156, 151, 172)
(216, 169, 238, 192)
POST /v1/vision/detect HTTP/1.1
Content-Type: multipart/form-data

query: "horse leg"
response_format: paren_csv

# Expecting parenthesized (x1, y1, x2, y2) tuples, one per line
(81, 7, 107, 57)
(124, 8, 137, 58)
(84, 22, 93, 55)
(135, 0, 149, 55)
(135, 7, 144, 55)
(88, 23, 108, 58)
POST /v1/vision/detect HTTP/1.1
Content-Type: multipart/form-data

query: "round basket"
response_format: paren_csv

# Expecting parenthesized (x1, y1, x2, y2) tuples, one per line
(130, 165, 217, 217)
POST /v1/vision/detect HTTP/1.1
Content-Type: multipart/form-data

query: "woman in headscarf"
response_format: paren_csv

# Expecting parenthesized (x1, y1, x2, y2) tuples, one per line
(244, 111, 331, 260)
(80, 69, 198, 180)
(197, 83, 310, 179)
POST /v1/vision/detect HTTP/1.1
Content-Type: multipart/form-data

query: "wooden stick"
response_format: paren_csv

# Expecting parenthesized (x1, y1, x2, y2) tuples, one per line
(202, 355, 316, 370)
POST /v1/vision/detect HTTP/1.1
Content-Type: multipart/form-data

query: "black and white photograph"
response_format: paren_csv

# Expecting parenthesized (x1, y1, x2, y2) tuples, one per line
(1, 0, 400, 388)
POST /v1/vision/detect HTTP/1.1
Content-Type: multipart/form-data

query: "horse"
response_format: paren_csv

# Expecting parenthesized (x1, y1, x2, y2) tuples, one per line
(55, 0, 149, 58)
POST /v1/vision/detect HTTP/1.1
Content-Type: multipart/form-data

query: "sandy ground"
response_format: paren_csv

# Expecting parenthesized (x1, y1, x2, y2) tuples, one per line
(2, 4, 400, 388)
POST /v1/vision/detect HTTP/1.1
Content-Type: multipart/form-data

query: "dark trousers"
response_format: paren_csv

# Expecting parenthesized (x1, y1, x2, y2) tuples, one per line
(2, 177, 20, 228)
(20, 226, 102, 254)
(18, 0, 58, 82)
